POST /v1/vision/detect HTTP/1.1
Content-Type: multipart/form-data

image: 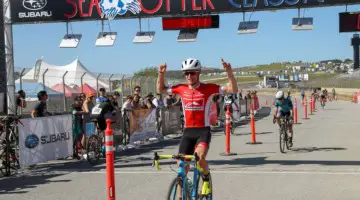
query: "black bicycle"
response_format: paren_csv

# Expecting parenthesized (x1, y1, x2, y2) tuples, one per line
(86, 120, 105, 166)
(278, 116, 292, 153)
(0, 115, 22, 176)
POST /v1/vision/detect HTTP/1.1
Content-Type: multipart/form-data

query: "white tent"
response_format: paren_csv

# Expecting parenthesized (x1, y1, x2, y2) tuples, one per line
(16, 57, 109, 90)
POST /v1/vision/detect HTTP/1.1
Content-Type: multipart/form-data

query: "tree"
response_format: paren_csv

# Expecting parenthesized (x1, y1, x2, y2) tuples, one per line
(134, 66, 158, 77)
(14, 71, 20, 80)
(344, 58, 353, 63)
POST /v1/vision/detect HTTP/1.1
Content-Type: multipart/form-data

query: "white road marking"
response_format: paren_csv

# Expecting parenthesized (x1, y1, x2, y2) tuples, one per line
(79, 170, 360, 175)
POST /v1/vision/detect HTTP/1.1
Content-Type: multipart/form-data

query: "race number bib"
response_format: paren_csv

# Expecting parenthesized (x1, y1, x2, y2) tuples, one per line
(225, 100, 232, 104)
(91, 104, 102, 115)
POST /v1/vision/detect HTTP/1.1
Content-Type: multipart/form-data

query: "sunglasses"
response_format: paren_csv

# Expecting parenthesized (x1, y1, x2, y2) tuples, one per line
(183, 71, 197, 76)
(135, 89, 140, 92)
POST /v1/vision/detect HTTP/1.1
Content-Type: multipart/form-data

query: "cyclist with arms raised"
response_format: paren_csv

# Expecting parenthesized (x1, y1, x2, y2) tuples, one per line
(157, 58, 238, 195)
(273, 90, 294, 147)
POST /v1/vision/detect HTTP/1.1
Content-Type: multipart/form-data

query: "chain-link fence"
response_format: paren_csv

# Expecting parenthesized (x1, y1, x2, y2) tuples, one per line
(15, 67, 178, 115)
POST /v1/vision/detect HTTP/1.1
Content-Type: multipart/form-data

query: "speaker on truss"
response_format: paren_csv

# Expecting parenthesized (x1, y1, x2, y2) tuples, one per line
(95, 32, 117, 47)
(59, 34, 82, 48)
(177, 29, 199, 42)
(292, 17, 313, 31)
(133, 31, 156, 43)
(237, 21, 259, 34)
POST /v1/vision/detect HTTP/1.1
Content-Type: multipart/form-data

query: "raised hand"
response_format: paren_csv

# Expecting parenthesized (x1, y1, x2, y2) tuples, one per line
(221, 58, 232, 72)
(159, 63, 167, 74)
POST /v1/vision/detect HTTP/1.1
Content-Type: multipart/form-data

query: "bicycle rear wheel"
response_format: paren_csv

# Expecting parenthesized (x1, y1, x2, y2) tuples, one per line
(86, 135, 101, 166)
(279, 125, 286, 153)
(167, 177, 190, 200)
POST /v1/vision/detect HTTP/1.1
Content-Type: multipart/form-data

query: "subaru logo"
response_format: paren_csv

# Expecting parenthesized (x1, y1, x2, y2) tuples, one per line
(25, 134, 39, 149)
(23, 0, 47, 11)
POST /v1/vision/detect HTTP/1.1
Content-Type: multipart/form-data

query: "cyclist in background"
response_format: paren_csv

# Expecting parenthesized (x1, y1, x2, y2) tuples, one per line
(301, 89, 305, 101)
(320, 89, 327, 107)
(323, 88, 328, 97)
(157, 58, 238, 195)
(273, 90, 294, 147)
(287, 90, 291, 99)
(332, 87, 336, 99)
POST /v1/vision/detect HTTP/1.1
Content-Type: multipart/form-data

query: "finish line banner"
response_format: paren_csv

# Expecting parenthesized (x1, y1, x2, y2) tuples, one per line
(10, 0, 360, 24)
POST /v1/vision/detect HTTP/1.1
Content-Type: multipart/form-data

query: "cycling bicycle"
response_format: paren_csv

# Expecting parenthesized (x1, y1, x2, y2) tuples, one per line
(0, 115, 22, 176)
(86, 119, 105, 166)
(320, 95, 326, 110)
(86, 118, 119, 166)
(152, 152, 213, 200)
(277, 116, 292, 153)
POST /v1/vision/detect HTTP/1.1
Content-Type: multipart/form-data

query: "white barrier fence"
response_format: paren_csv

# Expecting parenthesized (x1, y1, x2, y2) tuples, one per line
(18, 115, 73, 167)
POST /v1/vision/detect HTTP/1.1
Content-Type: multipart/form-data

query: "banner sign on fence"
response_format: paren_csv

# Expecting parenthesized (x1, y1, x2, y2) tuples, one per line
(129, 108, 161, 144)
(18, 115, 73, 167)
(10, 0, 360, 24)
(161, 106, 181, 135)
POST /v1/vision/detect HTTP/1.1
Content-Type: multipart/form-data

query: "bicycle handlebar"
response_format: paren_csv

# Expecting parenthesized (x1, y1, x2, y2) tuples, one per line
(152, 152, 198, 171)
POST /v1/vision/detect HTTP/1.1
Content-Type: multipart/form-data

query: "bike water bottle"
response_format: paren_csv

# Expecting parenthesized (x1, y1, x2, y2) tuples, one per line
(186, 178, 193, 193)
(102, 145, 105, 154)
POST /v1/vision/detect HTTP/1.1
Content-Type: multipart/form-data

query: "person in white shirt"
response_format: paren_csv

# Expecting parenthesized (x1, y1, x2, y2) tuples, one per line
(152, 93, 164, 109)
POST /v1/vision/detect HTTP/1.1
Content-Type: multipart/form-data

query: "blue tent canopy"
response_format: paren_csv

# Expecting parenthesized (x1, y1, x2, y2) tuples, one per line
(15, 82, 64, 100)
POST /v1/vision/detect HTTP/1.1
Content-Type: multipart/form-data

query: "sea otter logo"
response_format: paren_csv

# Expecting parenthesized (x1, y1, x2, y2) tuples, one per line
(100, 0, 141, 20)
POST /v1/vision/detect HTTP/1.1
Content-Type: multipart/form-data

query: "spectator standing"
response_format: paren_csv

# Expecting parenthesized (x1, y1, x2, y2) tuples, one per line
(143, 93, 156, 109)
(112, 91, 121, 110)
(121, 95, 133, 114)
(71, 96, 85, 159)
(96, 88, 108, 104)
(16, 90, 27, 115)
(31, 91, 51, 118)
(165, 94, 175, 108)
(82, 93, 95, 148)
(132, 94, 142, 109)
(79, 93, 86, 102)
(152, 93, 164, 109)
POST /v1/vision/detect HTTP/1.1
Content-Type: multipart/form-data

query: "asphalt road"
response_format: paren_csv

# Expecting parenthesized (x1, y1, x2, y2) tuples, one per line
(1, 96, 360, 200)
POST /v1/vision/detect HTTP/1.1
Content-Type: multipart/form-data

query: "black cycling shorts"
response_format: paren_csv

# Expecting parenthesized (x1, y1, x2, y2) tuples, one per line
(178, 127, 211, 155)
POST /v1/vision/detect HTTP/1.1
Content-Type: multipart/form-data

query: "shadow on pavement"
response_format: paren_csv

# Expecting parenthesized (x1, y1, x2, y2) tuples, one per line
(208, 155, 360, 166)
(233, 131, 273, 136)
(323, 108, 344, 111)
(0, 173, 71, 194)
(289, 147, 347, 153)
(235, 107, 272, 127)
(116, 138, 181, 158)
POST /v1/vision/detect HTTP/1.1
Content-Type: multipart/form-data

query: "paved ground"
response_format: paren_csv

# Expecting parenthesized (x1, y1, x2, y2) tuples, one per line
(1, 96, 360, 200)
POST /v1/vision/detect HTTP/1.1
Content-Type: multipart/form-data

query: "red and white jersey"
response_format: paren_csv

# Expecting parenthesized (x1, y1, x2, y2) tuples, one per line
(167, 83, 223, 128)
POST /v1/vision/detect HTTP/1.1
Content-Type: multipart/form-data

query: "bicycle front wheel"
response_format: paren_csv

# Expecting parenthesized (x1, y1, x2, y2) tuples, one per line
(279, 125, 286, 153)
(167, 177, 191, 200)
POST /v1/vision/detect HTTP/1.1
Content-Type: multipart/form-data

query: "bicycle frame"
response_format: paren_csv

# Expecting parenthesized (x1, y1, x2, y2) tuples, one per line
(177, 159, 202, 200)
(153, 153, 204, 200)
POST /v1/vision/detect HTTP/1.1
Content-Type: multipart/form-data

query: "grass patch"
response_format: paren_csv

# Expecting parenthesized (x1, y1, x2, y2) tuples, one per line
(237, 63, 288, 72)
(207, 76, 261, 85)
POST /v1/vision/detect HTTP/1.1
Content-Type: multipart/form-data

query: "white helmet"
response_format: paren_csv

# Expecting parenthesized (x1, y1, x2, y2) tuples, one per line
(181, 58, 202, 71)
(275, 90, 284, 99)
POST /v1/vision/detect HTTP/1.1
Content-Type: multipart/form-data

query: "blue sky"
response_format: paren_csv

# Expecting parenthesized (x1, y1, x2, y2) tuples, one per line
(13, 5, 360, 74)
